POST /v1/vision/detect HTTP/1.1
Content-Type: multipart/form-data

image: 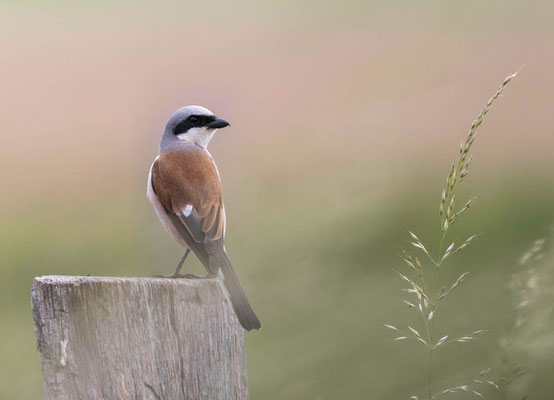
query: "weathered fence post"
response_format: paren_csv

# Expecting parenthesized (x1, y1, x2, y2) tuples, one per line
(31, 275, 248, 400)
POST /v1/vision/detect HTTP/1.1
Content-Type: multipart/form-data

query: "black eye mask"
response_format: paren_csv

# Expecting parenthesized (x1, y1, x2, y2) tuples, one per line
(173, 115, 216, 135)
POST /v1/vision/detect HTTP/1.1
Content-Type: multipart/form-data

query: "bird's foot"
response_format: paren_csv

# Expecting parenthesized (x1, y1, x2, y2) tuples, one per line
(182, 273, 204, 279)
(153, 273, 206, 279)
(154, 273, 186, 279)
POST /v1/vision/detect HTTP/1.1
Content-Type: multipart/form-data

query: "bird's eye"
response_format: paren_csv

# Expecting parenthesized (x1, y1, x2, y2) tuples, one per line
(189, 116, 199, 124)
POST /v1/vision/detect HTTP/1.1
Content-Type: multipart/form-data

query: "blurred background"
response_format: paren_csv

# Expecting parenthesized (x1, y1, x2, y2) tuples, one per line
(1, 0, 553, 399)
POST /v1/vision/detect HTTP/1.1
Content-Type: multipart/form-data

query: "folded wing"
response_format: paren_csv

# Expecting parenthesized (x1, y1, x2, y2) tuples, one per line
(151, 147, 261, 330)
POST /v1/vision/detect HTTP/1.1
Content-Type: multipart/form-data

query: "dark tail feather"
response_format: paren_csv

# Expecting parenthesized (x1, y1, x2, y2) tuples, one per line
(217, 255, 261, 331)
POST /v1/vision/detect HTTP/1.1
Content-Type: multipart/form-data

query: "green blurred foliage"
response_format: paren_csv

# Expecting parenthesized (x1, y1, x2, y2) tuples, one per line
(2, 177, 553, 399)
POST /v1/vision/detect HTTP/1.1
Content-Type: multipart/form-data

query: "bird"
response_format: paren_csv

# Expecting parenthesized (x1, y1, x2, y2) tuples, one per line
(147, 105, 261, 331)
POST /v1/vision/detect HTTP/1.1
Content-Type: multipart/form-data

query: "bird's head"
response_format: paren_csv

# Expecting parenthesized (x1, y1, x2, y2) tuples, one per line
(162, 105, 230, 149)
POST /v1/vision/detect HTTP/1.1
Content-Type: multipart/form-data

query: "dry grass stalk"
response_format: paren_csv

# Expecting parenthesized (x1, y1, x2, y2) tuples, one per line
(384, 72, 518, 400)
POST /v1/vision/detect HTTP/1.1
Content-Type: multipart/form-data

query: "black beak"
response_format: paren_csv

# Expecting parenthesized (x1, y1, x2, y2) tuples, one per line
(207, 117, 230, 129)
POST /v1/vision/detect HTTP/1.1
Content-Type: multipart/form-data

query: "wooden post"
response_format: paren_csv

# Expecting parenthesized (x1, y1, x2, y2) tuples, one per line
(31, 276, 248, 400)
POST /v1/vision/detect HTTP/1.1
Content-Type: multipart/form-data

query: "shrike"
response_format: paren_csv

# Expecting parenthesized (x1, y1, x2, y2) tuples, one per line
(147, 105, 261, 331)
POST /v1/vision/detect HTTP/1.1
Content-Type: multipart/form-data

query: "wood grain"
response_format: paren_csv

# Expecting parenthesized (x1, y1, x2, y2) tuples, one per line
(31, 276, 248, 400)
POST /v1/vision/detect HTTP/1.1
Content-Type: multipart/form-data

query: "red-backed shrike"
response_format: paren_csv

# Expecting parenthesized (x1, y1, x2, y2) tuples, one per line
(147, 105, 261, 331)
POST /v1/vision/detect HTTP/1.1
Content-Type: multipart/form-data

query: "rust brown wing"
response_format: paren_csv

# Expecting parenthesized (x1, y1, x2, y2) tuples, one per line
(151, 146, 261, 330)
(151, 147, 226, 272)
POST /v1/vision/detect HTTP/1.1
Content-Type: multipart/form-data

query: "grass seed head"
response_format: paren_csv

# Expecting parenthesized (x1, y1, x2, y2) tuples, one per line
(390, 71, 518, 399)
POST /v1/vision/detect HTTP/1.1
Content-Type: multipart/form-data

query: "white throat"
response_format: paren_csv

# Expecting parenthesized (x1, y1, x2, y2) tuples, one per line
(176, 127, 216, 148)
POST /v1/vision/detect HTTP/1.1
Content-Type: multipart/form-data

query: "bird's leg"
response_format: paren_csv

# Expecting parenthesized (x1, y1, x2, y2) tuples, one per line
(172, 249, 191, 277)
(154, 249, 191, 279)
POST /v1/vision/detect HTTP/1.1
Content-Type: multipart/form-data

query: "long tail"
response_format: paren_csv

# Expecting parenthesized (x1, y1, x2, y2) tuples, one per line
(216, 254, 261, 331)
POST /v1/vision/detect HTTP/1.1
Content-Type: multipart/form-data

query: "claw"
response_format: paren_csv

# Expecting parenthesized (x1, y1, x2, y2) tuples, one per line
(153, 273, 212, 279)
(153, 273, 187, 279)
(183, 273, 204, 279)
